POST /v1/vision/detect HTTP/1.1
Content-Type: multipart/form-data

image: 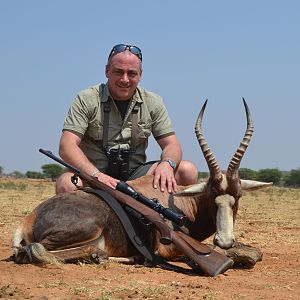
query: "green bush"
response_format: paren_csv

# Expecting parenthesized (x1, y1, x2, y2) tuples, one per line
(9, 171, 25, 178)
(198, 171, 209, 180)
(238, 168, 257, 180)
(41, 164, 64, 181)
(26, 171, 44, 179)
(256, 168, 282, 185)
(284, 168, 300, 187)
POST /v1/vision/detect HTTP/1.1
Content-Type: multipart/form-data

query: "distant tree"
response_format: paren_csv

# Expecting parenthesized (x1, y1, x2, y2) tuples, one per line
(0, 165, 3, 176)
(284, 168, 300, 187)
(41, 164, 64, 181)
(256, 168, 282, 185)
(198, 171, 209, 180)
(9, 170, 25, 178)
(238, 168, 257, 180)
(26, 171, 44, 179)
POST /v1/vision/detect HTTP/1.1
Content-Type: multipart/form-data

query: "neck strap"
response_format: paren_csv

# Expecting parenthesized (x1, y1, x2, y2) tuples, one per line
(102, 99, 140, 153)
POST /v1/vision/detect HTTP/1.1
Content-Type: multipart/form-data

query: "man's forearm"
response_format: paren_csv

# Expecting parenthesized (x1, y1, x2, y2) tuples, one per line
(160, 144, 182, 167)
(157, 135, 183, 168)
(60, 145, 99, 176)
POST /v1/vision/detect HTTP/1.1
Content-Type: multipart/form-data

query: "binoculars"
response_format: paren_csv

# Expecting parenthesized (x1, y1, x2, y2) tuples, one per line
(106, 148, 131, 180)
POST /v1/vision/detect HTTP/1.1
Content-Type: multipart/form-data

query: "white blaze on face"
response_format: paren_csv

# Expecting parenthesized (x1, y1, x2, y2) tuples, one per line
(214, 194, 235, 249)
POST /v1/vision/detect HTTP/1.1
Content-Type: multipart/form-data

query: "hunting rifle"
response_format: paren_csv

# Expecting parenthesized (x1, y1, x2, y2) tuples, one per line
(39, 148, 233, 276)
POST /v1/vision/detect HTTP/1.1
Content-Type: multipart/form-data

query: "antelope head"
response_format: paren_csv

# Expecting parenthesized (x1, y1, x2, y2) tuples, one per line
(176, 99, 272, 249)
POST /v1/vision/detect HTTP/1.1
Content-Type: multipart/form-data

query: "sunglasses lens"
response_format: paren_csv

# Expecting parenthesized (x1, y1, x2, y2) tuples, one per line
(129, 46, 142, 60)
(109, 44, 142, 61)
(113, 44, 127, 53)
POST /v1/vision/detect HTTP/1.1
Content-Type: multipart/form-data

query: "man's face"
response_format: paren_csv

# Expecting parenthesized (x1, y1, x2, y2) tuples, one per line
(105, 51, 142, 101)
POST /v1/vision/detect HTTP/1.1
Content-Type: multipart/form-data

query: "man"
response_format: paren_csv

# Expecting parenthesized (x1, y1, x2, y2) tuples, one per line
(56, 44, 198, 194)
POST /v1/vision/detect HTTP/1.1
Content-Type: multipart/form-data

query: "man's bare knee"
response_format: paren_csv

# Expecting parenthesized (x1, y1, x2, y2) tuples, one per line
(55, 172, 82, 194)
(175, 161, 198, 185)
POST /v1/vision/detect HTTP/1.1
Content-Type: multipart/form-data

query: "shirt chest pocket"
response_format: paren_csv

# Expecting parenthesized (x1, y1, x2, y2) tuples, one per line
(121, 121, 152, 144)
(87, 121, 103, 141)
(136, 122, 152, 140)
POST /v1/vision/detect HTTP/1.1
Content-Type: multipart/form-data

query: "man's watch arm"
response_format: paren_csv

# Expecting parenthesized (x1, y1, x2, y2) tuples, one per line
(159, 159, 177, 170)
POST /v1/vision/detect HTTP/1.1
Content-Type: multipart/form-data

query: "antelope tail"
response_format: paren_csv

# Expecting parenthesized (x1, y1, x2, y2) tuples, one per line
(13, 243, 64, 265)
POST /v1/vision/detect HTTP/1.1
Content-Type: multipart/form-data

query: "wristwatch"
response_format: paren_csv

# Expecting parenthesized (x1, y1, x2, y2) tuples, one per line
(160, 159, 177, 170)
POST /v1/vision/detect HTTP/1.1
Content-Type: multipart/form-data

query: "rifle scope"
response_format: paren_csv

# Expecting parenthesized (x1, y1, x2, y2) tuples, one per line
(116, 181, 186, 226)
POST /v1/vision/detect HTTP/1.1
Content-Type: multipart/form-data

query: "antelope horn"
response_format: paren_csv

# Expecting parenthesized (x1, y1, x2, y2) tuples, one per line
(195, 99, 222, 179)
(226, 98, 254, 178)
(241, 180, 273, 191)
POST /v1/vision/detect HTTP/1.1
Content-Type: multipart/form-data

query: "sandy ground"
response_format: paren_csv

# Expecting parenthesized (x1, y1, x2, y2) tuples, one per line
(0, 178, 299, 299)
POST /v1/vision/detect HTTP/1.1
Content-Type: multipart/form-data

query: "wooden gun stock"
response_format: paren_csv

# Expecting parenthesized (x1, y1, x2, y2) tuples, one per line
(173, 231, 234, 276)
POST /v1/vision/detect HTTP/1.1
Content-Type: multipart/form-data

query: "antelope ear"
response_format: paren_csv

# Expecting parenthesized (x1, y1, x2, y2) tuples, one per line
(241, 179, 273, 191)
(174, 182, 207, 197)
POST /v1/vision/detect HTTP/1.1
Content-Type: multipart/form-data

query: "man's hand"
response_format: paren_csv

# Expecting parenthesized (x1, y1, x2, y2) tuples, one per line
(94, 172, 120, 189)
(153, 161, 177, 193)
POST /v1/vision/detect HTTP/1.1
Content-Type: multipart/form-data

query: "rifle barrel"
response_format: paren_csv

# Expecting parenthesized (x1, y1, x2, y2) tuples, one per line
(39, 148, 80, 174)
(116, 181, 186, 226)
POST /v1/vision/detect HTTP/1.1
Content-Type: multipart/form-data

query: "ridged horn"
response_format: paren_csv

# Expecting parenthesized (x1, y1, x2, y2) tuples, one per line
(195, 99, 222, 179)
(226, 98, 254, 178)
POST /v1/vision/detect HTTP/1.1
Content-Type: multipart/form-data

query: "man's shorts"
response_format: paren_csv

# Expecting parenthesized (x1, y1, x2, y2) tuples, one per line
(127, 160, 159, 181)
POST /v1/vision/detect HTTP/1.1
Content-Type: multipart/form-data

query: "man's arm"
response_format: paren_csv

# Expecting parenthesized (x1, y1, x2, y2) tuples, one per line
(151, 134, 182, 193)
(59, 130, 119, 188)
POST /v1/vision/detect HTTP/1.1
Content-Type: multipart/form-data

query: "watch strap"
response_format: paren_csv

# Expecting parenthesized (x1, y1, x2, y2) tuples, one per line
(160, 159, 177, 170)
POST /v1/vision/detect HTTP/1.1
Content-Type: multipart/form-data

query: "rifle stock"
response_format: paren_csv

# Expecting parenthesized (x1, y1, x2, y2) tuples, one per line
(39, 148, 233, 276)
(173, 231, 234, 276)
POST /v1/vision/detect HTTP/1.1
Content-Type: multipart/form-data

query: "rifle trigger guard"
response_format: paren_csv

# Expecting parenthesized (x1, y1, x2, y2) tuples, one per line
(71, 174, 79, 186)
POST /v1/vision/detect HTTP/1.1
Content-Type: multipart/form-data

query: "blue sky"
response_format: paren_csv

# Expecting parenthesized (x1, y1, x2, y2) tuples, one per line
(0, 1, 299, 174)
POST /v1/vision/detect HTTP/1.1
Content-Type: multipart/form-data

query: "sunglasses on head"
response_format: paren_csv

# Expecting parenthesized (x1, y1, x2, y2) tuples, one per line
(108, 44, 143, 61)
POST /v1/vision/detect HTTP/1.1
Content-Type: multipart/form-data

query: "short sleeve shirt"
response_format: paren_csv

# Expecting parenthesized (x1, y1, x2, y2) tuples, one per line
(63, 83, 175, 173)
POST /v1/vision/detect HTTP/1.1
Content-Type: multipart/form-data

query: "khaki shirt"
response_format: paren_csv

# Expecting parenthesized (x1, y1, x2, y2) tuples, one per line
(63, 83, 175, 173)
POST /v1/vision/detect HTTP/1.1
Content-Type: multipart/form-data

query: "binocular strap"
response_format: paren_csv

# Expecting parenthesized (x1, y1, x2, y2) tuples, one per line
(102, 100, 140, 152)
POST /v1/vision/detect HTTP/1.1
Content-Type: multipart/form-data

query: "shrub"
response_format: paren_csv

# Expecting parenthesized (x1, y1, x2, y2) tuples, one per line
(26, 171, 44, 179)
(41, 164, 64, 181)
(256, 168, 282, 185)
(198, 172, 209, 180)
(239, 168, 257, 180)
(284, 168, 300, 187)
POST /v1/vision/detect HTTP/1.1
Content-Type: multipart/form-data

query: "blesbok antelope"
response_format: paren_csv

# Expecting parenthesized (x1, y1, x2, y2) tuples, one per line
(12, 99, 271, 266)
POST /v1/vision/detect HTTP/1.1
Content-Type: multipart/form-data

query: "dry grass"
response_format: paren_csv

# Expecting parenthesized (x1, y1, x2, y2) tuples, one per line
(0, 178, 299, 299)
(0, 178, 55, 232)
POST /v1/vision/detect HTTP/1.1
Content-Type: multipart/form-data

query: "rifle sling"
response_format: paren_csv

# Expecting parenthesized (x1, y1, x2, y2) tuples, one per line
(82, 187, 200, 274)
(102, 101, 110, 151)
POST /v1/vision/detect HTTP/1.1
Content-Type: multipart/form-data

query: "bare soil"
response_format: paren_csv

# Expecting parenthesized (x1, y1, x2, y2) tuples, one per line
(0, 178, 299, 299)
